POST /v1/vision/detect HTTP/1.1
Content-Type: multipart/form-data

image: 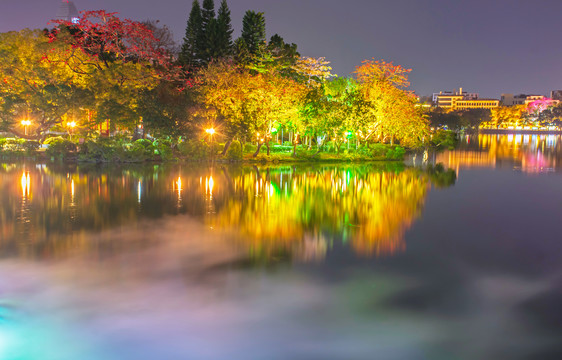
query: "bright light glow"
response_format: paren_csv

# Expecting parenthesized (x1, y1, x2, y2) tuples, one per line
(176, 177, 182, 199)
(21, 172, 30, 197)
(205, 128, 215, 135)
(21, 120, 31, 126)
(67, 121, 77, 128)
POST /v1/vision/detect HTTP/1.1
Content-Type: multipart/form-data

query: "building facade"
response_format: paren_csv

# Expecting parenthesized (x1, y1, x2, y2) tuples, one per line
(55, 0, 80, 24)
(432, 87, 479, 104)
(434, 88, 498, 110)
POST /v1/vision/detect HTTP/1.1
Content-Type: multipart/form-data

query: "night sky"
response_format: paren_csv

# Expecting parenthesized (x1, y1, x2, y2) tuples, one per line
(1, 0, 561, 98)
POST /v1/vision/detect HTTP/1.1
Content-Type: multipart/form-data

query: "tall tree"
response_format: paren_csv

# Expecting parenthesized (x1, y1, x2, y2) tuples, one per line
(179, 0, 202, 68)
(198, 0, 216, 64)
(214, 0, 234, 58)
(240, 11, 266, 56)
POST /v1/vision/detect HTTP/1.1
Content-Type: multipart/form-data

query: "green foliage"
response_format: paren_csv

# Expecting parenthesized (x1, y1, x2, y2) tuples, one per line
(23, 140, 40, 154)
(240, 11, 266, 55)
(78, 138, 118, 162)
(214, 0, 234, 58)
(386, 146, 405, 160)
(431, 130, 457, 150)
(128, 139, 156, 162)
(43, 136, 65, 145)
(268, 144, 293, 153)
(46, 138, 77, 159)
(180, 0, 203, 68)
(152, 138, 174, 161)
(226, 140, 242, 160)
(178, 139, 211, 161)
(244, 143, 258, 153)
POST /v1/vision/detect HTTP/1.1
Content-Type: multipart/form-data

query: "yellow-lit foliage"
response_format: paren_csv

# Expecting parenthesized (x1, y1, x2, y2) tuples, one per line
(355, 60, 428, 146)
(487, 105, 526, 128)
(199, 61, 306, 140)
(209, 167, 429, 258)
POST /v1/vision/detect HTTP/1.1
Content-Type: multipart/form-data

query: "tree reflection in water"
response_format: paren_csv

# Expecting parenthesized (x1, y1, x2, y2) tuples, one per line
(0, 162, 455, 262)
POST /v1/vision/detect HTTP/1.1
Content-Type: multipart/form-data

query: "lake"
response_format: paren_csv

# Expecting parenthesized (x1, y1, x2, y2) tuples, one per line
(0, 133, 561, 359)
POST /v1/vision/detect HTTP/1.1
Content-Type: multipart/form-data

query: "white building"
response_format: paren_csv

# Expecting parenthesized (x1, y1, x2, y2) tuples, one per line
(55, 0, 80, 24)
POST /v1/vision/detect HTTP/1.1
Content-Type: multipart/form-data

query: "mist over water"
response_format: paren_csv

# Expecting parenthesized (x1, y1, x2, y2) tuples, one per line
(1, 134, 562, 359)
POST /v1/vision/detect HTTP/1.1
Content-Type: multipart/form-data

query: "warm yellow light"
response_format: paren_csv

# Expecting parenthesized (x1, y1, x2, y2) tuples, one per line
(21, 120, 31, 126)
(205, 128, 215, 135)
(67, 121, 77, 128)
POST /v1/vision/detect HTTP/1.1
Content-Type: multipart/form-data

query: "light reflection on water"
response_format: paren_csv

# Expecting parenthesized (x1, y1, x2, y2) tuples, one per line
(1, 134, 562, 359)
(0, 163, 451, 261)
(426, 132, 562, 173)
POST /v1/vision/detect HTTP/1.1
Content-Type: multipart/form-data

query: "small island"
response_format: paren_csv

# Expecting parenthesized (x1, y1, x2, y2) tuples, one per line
(0, 1, 430, 163)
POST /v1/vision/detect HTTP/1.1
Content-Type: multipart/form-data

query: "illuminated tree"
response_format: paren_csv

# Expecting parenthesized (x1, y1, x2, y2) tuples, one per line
(488, 105, 526, 128)
(354, 59, 428, 147)
(198, 60, 306, 156)
(0, 29, 88, 138)
(48, 10, 187, 130)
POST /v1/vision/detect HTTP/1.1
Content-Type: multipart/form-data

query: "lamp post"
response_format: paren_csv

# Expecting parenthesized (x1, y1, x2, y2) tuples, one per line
(21, 120, 31, 136)
(205, 128, 215, 160)
(67, 121, 76, 140)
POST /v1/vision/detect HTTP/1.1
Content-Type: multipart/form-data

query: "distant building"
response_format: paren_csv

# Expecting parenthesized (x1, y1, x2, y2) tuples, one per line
(550, 90, 562, 101)
(55, 0, 80, 24)
(524, 95, 547, 105)
(500, 94, 552, 106)
(434, 88, 497, 110)
(453, 99, 500, 110)
(500, 94, 527, 106)
(432, 87, 479, 104)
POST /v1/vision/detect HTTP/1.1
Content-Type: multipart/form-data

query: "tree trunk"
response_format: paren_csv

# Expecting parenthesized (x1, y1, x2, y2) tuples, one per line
(266, 140, 270, 155)
(221, 138, 233, 155)
(335, 141, 342, 154)
(253, 142, 264, 157)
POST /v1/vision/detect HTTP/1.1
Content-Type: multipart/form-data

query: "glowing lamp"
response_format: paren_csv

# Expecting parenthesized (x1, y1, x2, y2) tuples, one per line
(205, 128, 215, 135)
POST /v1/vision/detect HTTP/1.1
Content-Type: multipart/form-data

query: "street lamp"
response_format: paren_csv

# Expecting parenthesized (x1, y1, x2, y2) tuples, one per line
(67, 121, 77, 140)
(21, 119, 31, 136)
(205, 128, 216, 160)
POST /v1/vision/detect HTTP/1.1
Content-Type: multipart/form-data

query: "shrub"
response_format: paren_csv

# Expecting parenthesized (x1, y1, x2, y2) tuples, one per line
(386, 146, 405, 160)
(23, 140, 40, 154)
(43, 136, 64, 145)
(431, 130, 457, 150)
(226, 141, 243, 161)
(152, 138, 174, 161)
(178, 139, 210, 161)
(244, 143, 257, 153)
(78, 138, 117, 162)
(46, 138, 76, 159)
(269, 144, 293, 153)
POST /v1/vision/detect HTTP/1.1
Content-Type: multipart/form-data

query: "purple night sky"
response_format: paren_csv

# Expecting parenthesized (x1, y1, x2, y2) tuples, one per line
(1, 0, 561, 97)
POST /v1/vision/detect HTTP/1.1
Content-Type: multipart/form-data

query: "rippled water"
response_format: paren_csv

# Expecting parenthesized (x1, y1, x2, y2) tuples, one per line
(1, 133, 561, 359)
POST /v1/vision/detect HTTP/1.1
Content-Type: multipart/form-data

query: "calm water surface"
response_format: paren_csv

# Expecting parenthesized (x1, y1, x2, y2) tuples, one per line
(0, 133, 561, 359)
